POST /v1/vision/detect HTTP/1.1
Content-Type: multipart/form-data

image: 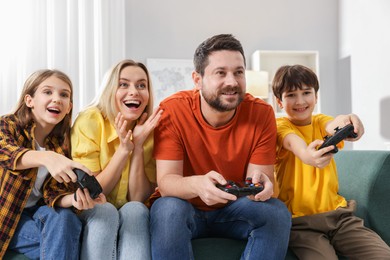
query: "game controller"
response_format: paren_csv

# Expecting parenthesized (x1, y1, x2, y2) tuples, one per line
(74, 168, 103, 201)
(216, 177, 264, 197)
(318, 124, 358, 154)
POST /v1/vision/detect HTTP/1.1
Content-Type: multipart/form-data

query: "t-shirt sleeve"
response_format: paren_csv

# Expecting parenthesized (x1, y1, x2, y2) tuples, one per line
(250, 105, 277, 165)
(71, 111, 102, 172)
(276, 118, 296, 147)
(153, 103, 184, 160)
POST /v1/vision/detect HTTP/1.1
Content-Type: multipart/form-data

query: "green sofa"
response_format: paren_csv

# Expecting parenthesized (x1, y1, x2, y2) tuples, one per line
(192, 150, 390, 260)
(5, 150, 390, 259)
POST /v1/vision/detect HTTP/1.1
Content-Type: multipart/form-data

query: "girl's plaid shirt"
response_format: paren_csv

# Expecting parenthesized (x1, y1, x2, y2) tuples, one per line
(0, 114, 76, 258)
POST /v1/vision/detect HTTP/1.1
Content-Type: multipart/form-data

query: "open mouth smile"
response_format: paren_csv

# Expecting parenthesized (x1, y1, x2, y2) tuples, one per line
(47, 107, 61, 114)
(124, 100, 141, 109)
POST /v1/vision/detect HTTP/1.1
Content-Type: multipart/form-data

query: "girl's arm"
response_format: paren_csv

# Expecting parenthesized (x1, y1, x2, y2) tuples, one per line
(16, 150, 91, 183)
(55, 188, 106, 209)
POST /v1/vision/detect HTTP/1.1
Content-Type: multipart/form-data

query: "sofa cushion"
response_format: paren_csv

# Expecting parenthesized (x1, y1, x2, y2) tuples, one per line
(335, 150, 390, 246)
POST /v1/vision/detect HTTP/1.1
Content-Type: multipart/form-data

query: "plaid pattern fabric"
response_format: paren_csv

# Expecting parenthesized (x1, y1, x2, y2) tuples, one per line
(0, 114, 76, 258)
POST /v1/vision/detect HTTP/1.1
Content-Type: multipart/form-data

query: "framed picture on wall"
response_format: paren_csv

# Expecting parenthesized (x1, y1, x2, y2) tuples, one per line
(147, 58, 194, 107)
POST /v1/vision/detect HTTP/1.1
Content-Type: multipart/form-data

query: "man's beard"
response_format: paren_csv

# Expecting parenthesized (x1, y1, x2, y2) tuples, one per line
(201, 86, 244, 112)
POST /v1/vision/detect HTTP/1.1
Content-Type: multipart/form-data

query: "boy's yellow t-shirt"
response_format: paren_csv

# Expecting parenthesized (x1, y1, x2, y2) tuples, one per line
(71, 107, 156, 209)
(275, 114, 347, 218)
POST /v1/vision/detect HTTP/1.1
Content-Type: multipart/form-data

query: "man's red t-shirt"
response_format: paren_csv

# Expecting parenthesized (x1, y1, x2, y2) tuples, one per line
(154, 90, 276, 211)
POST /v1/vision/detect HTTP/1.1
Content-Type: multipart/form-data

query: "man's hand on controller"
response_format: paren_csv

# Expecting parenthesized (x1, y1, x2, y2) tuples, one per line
(197, 171, 237, 206)
(250, 172, 273, 202)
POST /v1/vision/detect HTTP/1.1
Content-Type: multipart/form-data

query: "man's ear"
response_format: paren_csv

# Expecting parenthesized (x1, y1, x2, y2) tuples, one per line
(192, 71, 202, 90)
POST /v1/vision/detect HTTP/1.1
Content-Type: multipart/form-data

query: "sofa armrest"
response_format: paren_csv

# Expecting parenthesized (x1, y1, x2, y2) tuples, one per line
(335, 150, 390, 246)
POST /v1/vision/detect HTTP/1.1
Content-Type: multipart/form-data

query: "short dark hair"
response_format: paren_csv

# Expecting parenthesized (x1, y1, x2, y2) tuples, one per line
(272, 65, 319, 100)
(193, 34, 246, 76)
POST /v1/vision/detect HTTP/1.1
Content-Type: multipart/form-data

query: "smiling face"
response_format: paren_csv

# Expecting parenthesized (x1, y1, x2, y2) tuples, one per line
(115, 65, 149, 122)
(25, 76, 72, 133)
(277, 85, 318, 126)
(194, 50, 246, 112)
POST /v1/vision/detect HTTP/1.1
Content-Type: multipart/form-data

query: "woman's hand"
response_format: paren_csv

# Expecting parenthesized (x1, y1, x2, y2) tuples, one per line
(132, 108, 163, 148)
(115, 112, 134, 154)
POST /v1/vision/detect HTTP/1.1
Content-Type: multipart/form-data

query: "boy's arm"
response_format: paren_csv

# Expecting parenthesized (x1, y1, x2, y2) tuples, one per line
(325, 114, 364, 141)
(282, 133, 335, 168)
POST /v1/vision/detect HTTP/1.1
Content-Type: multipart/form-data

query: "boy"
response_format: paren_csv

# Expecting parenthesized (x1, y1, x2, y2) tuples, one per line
(272, 64, 390, 259)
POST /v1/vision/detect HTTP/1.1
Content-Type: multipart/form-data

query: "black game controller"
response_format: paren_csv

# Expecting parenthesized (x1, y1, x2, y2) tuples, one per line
(74, 168, 103, 201)
(216, 177, 264, 197)
(318, 124, 358, 154)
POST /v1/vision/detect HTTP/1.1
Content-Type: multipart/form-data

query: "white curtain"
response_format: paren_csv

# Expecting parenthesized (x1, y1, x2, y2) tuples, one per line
(0, 0, 126, 116)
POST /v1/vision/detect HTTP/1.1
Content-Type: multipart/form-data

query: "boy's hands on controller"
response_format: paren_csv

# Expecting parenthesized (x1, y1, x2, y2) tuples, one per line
(198, 171, 237, 206)
(308, 140, 334, 168)
(346, 114, 364, 141)
(72, 188, 107, 210)
(328, 114, 365, 141)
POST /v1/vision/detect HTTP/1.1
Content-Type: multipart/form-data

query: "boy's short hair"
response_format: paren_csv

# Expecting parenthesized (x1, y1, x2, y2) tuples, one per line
(272, 64, 319, 100)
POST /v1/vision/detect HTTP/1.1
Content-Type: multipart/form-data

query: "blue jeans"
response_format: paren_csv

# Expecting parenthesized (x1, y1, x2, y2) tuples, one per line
(150, 197, 291, 260)
(8, 205, 82, 260)
(79, 202, 151, 260)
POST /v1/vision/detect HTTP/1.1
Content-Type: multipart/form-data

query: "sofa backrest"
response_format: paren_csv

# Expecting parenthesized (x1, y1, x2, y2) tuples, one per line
(335, 150, 390, 246)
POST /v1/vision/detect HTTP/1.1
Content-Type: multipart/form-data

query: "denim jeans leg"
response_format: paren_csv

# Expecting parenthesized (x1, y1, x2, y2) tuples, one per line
(150, 197, 196, 260)
(79, 203, 119, 260)
(117, 201, 151, 260)
(8, 206, 41, 260)
(209, 197, 291, 260)
(34, 205, 82, 260)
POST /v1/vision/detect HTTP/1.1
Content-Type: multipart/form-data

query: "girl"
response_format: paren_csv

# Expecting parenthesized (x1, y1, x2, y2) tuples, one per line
(71, 59, 163, 260)
(0, 69, 105, 260)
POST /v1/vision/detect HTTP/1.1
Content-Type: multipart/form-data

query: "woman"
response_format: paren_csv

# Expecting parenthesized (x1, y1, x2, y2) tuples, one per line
(71, 59, 162, 260)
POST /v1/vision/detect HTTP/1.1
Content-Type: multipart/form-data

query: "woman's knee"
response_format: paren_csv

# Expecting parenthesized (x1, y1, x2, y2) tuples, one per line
(81, 203, 119, 227)
(119, 201, 149, 223)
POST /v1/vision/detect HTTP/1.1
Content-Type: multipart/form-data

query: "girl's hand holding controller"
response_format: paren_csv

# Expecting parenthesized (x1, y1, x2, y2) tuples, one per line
(73, 188, 106, 210)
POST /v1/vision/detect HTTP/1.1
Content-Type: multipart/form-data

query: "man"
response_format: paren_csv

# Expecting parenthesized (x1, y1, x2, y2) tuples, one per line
(150, 34, 291, 260)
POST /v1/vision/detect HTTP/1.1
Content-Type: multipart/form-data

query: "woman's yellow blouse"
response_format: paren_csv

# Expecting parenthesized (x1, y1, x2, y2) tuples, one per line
(71, 107, 156, 208)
